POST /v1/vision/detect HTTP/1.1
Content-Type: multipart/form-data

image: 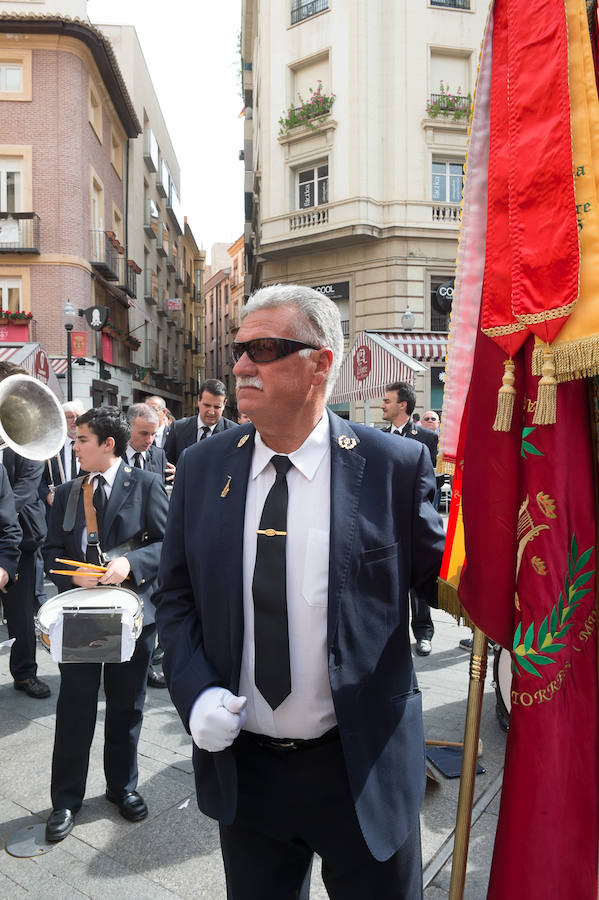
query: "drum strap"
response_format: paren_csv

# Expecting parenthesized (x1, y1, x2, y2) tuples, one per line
(82, 478, 102, 559)
(62, 476, 86, 533)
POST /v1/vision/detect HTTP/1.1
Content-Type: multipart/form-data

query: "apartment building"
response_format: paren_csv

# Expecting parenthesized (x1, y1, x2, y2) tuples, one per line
(0, 2, 141, 405)
(241, 0, 487, 418)
(180, 220, 206, 415)
(204, 235, 246, 410)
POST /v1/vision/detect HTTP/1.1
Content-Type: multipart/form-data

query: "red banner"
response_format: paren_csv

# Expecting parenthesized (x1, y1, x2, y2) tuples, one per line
(71, 332, 87, 358)
(459, 334, 598, 898)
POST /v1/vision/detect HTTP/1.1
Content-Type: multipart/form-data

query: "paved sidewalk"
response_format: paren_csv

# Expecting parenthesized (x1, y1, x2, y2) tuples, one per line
(0, 601, 506, 899)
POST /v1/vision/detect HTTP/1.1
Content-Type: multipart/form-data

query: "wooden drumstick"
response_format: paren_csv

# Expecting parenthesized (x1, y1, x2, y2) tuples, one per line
(55, 557, 107, 572)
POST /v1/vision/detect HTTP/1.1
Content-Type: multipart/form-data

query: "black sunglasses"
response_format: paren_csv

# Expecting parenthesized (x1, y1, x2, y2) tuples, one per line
(231, 337, 320, 364)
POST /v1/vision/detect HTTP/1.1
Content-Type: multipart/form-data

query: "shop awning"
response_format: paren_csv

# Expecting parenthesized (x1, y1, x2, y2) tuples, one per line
(49, 357, 68, 376)
(0, 343, 64, 399)
(330, 331, 427, 405)
(375, 331, 449, 363)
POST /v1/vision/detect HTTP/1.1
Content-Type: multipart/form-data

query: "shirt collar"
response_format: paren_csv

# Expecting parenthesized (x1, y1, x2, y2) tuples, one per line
(127, 444, 146, 461)
(198, 417, 213, 432)
(87, 457, 122, 489)
(251, 414, 330, 482)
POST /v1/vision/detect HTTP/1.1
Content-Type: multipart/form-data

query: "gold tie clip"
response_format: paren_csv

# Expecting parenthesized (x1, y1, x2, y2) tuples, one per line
(256, 528, 286, 537)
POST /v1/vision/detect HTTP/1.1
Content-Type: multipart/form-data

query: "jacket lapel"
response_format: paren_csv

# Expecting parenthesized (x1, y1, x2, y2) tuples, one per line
(327, 412, 365, 643)
(102, 460, 131, 541)
(215, 427, 255, 689)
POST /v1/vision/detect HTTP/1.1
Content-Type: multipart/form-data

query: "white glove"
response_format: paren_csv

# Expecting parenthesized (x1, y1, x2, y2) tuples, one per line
(189, 687, 247, 752)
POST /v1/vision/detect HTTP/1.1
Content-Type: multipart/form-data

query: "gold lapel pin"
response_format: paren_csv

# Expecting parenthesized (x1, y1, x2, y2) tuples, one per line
(237, 434, 250, 448)
(338, 435, 357, 450)
(220, 475, 232, 498)
(124, 466, 132, 473)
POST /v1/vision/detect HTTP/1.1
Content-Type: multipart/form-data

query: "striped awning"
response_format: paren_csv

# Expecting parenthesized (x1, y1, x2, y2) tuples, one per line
(0, 343, 64, 399)
(329, 331, 427, 405)
(374, 331, 449, 363)
(49, 357, 68, 375)
(374, 331, 448, 363)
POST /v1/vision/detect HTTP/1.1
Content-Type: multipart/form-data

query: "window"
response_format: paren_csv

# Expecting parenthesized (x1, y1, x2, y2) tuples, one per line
(89, 80, 103, 142)
(291, 0, 329, 26)
(113, 206, 123, 244)
(0, 50, 31, 101)
(430, 276, 453, 331)
(298, 164, 328, 209)
(110, 128, 123, 178)
(0, 277, 22, 312)
(432, 161, 463, 203)
(0, 158, 23, 212)
(91, 173, 104, 230)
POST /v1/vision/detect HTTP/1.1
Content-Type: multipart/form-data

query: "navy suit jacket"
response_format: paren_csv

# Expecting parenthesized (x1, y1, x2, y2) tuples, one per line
(43, 462, 168, 625)
(123, 445, 167, 482)
(383, 420, 438, 468)
(164, 413, 237, 465)
(154, 411, 445, 861)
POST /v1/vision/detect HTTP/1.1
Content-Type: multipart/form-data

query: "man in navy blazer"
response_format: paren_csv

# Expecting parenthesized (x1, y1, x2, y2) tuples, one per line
(155, 285, 444, 899)
(163, 378, 237, 466)
(123, 402, 168, 482)
(43, 406, 168, 843)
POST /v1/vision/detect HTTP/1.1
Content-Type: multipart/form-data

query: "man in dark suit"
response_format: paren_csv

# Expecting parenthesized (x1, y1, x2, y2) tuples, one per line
(0, 464, 24, 630)
(43, 406, 168, 842)
(146, 395, 171, 449)
(40, 400, 86, 515)
(124, 402, 168, 481)
(155, 285, 444, 899)
(164, 378, 237, 466)
(381, 381, 439, 658)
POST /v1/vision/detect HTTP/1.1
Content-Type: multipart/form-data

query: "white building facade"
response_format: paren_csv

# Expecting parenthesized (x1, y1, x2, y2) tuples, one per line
(241, 0, 487, 419)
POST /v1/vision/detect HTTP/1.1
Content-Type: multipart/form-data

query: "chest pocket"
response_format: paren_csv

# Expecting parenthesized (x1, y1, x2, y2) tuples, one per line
(301, 528, 329, 607)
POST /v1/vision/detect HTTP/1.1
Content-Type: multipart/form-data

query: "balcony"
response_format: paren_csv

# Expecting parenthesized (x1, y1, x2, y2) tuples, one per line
(157, 295, 168, 317)
(430, 0, 470, 8)
(144, 269, 158, 305)
(166, 249, 176, 272)
(175, 311, 184, 333)
(144, 198, 158, 239)
(155, 222, 168, 256)
(289, 205, 329, 231)
(115, 258, 137, 298)
(184, 330, 192, 350)
(291, 0, 328, 25)
(156, 159, 169, 198)
(176, 260, 184, 286)
(432, 203, 461, 223)
(0, 213, 40, 253)
(90, 230, 118, 280)
(144, 128, 159, 172)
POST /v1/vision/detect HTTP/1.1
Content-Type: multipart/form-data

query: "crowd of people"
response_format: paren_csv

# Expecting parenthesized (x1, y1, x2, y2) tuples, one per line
(0, 285, 448, 898)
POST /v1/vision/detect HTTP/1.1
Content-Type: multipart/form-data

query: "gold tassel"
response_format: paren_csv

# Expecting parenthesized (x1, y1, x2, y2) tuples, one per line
(437, 579, 475, 629)
(533, 347, 557, 425)
(492, 358, 516, 432)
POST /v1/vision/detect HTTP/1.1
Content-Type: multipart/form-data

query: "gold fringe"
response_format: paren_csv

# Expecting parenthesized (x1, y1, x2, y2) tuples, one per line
(437, 579, 475, 629)
(533, 348, 557, 425)
(435, 456, 456, 476)
(492, 358, 516, 432)
(532, 333, 599, 382)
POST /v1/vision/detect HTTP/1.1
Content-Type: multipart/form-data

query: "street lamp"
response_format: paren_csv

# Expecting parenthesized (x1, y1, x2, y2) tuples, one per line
(401, 306, 416, 331)
(63, 299, 77, 401)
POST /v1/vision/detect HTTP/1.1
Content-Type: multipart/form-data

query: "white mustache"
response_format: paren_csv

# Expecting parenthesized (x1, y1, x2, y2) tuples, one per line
(236, 376, 264, 391)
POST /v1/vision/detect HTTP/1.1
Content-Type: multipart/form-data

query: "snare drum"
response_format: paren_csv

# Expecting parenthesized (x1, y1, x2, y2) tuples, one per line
(35, 586, 143, 664)
(493, 646, 512, 732)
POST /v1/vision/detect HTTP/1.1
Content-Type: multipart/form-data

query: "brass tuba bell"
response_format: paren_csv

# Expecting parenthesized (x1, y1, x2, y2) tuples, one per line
(0, 374, 67, 461)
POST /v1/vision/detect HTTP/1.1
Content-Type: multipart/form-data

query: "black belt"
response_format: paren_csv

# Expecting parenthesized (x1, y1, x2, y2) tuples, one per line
(241, 726, 339, 752)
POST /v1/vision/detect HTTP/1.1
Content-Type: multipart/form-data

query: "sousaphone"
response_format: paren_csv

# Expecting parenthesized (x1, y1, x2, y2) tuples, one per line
(0, 374, 66, 460)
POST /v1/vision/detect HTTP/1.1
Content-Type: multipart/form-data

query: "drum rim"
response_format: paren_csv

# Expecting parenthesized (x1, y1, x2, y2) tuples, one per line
(36, 585, 141, 630)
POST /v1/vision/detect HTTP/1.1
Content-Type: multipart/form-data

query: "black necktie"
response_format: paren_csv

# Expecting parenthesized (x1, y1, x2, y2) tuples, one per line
(199, 425, 210, 441)
(133, 451, 143, 469)
(86, 475, 106, 564)
(252, 455, 293, 710)
(70, 442, 77, 478)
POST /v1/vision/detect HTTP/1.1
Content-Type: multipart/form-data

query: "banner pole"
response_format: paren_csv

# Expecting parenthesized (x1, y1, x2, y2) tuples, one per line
(448, 626, 489, 900)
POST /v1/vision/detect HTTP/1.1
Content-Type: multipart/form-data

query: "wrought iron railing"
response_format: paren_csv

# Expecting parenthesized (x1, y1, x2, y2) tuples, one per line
(0, 213, 40, 253)
(291, 0, 329, 25)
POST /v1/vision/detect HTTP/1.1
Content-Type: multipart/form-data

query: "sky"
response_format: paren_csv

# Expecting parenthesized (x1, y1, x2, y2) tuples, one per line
(86, 0, 244, 262)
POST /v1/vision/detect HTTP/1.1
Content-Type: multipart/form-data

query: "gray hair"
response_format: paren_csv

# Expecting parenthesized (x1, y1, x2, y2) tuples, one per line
(146, 395, 166, 410)
(63, 399, 85, 416)
(127, 402, 159, 427)
(241, 284, 343, 401)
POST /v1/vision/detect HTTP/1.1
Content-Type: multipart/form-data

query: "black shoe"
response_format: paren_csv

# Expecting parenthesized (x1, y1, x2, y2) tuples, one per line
(459, 637, 473, 651)
(45, 808, 75, 842)
(14, 676, 51, 699)
(415, 639, 432, 656)
(105, 789, 148, 822)
(147, 668, 167, 689)
(151, 644, 164, 665)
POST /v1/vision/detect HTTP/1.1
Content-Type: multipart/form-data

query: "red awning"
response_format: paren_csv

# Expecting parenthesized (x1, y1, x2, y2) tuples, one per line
(375, 331, 448, 363)
(330, 331, 427, 405)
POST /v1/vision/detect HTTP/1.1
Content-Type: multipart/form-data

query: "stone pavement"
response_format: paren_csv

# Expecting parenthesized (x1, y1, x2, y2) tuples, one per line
(0, 599, 507, 899)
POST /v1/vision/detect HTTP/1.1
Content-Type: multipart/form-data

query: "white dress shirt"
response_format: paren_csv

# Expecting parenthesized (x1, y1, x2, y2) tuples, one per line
(239, 414, 336, 739)
(154, 424, 166, 449)
(196, 417, 215, 441)
(80, 458, 122, 555)
(125, 445, 146, 469)
(62, 438, 78, 481)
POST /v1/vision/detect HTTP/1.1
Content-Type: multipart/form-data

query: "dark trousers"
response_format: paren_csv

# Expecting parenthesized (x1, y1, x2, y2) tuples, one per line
(50, 623, 155, 812)
(410, 590, 434, 642)
(219, 731, 423, 900)
(4, 549, 37, 681)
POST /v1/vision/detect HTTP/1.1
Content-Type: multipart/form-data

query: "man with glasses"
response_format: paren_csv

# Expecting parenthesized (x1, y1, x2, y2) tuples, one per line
(164, 378, 237, 467)
(155, 284, 444, 899)
(421, 410, 440, 433)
